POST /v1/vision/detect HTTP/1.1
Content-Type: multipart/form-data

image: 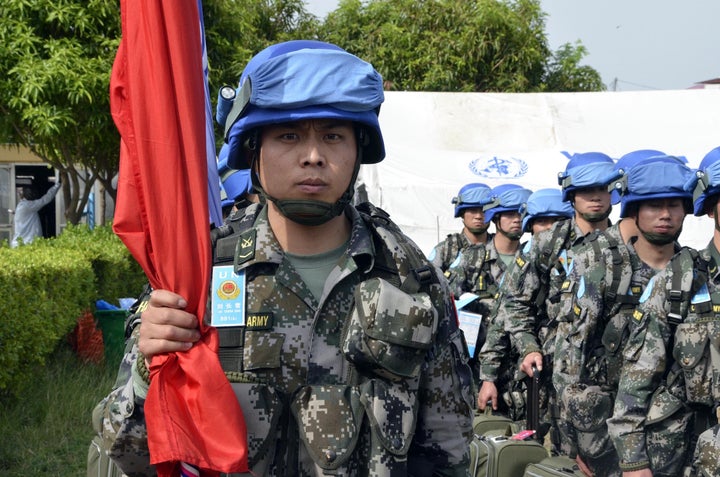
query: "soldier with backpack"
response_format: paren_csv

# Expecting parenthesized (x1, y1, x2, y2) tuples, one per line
(429, 182, 493, 274)
(477, 188, 573, 421)
(95, 40, 474, 476)
(553, 155, 694, 477)
(608, 146, 720, 477)
(494, 152, 620, 454)
(447, 183, 532, 369)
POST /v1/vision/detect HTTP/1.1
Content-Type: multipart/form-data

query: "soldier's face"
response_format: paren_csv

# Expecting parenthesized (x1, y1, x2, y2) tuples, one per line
(497, 211, 523, 239)
(635, 198, 686, 239)
(256, 119, 357, 204)
(573, 186, 611, 218)
(462, 208, 486, 231)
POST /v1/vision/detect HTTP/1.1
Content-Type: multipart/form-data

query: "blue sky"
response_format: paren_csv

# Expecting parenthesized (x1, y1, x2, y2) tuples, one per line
(304, 0, 720, 91)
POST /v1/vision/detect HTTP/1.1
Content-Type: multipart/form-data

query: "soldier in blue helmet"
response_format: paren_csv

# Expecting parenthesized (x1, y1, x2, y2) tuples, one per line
(100, 40, 473, 476)
(608, 146, 720, 477)
(428, 183, 492, 273)
(553, 155, 693, 477)
(494, 152, 621, 454)
(447, 184, 531, 390)
(474, 187, 573, 421)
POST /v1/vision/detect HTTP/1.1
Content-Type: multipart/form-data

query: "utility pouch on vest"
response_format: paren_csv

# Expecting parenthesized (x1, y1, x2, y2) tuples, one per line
(674, 320, 720, 406)
(693, 423, 720, 477)
(343, 277, 438, 380)
(562, 384, 614, 459)
(645, 385, 693, 476)
(291, 385, 364, 471)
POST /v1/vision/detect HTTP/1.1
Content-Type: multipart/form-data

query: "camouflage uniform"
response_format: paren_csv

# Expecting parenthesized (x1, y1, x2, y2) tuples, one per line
(429, 231, 487, 274)
(96, 203, 474, 476)
(608, 243, 720, 476)
(496, 217, 620, 451)
(476, 239, 534, 422)
(691, 423, 720, 476)
(553, 232, 677, 477)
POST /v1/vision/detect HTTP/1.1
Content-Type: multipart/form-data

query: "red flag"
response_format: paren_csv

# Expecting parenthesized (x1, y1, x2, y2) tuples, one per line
(110, 1, 248, 475)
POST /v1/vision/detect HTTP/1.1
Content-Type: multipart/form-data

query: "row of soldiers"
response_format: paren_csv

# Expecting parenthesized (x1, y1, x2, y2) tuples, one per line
(428, 148, 720, 477)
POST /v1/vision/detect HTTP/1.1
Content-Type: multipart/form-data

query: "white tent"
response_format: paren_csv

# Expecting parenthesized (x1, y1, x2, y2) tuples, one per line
(358, 89, 720, 255)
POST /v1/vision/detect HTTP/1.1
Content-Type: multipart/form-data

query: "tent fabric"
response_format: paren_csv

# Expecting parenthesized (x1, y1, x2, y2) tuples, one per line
(110, 1, 248, 475)
(358, 90, 720, 254)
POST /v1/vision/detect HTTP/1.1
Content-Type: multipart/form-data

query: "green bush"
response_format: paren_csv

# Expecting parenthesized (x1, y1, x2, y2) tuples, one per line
(0, 225, 146, 395)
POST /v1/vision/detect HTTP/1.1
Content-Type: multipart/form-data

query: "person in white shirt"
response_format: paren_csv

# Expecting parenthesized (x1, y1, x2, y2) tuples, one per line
(11, 180, 61, 248)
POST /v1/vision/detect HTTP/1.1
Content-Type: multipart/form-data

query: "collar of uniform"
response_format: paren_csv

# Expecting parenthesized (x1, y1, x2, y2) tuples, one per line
(235, 206, 285, 271)
(345, 205, 375, 274)
(236, 204, 375, 273)
(706, 240, 720, 279)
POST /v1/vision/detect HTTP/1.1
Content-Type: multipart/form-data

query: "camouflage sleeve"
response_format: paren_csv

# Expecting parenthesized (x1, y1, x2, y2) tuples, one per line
(478, 311, 508, 381)
(498, 247, 543, 358)
(445, 248, 471, 298)
(91, 304, 155, 476)
(608, 273, 672, 471)
(409, 279, 474, 475)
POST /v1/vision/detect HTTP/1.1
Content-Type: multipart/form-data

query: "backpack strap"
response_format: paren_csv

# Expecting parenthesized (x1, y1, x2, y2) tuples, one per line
(667, 247, 707, 325)
(356, 202, 437, 294)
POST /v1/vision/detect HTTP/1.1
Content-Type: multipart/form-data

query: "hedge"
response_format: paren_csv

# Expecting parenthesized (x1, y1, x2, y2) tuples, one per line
(0, 224, 147, 395)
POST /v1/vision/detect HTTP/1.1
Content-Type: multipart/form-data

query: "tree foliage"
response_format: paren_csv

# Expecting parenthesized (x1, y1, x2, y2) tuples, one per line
(544, 41, 606, 92)
(319, 0, 602, 93)
(0, 0, 121, 224)
(0, 0, 603, 227)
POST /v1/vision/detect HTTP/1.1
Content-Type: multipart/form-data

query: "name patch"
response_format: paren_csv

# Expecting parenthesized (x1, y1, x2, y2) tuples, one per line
(246, 313, 274, 330)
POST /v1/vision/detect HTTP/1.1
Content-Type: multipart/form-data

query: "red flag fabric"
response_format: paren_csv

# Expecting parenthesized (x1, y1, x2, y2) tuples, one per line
(110, 1, 248, 475)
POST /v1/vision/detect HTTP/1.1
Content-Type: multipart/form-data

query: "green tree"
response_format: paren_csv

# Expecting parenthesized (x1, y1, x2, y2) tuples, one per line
(318, 0, 603, 93)
(0, 0, 121, 224)
(544, 41, 606, 92)
(0, 0, 317, 224)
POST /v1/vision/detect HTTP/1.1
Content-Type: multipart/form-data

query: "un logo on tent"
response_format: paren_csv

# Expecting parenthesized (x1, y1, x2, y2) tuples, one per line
(469, 156, 528, 179)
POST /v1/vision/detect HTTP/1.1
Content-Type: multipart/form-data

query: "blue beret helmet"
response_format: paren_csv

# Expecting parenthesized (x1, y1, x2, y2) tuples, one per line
(483, 184, 533, 223)
(558, 152, 617, 202)
(608, 155, 693, 217)
(218, 40, 386, 170)
(520, 188, 574, 233)
(452, 183, 492, 217)
(686, 146, 720, 216)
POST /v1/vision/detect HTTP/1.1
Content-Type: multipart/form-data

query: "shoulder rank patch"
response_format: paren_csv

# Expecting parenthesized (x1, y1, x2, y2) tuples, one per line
(632, 309, 644, 322)
(245, 312, 274, 330)
(234, 229, 257, 267)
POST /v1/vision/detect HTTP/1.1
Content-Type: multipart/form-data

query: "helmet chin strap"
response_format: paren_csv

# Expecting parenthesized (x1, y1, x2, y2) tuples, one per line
(636, 217, 682, 245)
(249, 130, 363, 226)
(579, 206, 612, 224)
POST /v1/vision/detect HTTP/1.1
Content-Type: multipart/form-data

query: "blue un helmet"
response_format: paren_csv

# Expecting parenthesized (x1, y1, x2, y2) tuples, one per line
(686, 146, 720, 216)
(519, 188, 574, 233)
(219, 40, 385, 170)
(216, 40, 385, 225)
(483, 184, 533, 223)
(608, 155, 693, 218)
(557, 152, 617, 202)
(217, 144, 253, 209)
(452, 183, 492, 217)
(610, 149, 666, 205)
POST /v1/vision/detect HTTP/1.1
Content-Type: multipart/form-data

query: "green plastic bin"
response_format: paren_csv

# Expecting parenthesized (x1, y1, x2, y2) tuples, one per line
(95, 310, 129, 363)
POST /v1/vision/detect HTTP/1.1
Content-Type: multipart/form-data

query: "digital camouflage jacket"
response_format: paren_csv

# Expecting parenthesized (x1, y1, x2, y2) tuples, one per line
(609, 242, 720, 474)
(94, 203, 474, 477)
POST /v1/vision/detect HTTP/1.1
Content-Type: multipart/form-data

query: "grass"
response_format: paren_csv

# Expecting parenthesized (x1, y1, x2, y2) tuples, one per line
(0, 341, 120, 477)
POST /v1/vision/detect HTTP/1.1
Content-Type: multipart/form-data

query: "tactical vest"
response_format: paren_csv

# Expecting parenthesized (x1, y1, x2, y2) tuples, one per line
(211, 202, 440, 374)
(209, 202, 449, 474)
(660, 247, 720, 407)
